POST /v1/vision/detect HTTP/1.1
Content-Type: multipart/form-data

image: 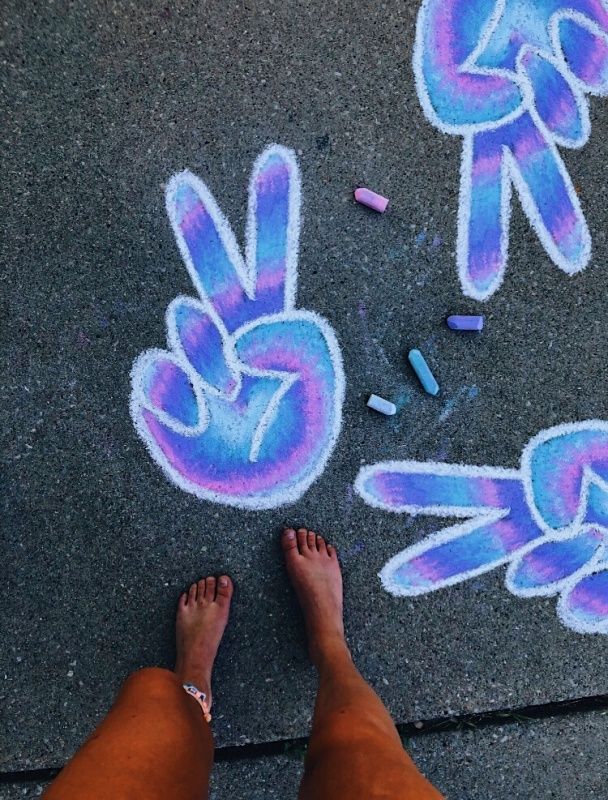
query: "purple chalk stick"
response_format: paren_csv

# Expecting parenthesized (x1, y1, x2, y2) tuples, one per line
(447, 315, 484, 331)
(355, 187, 389, 213)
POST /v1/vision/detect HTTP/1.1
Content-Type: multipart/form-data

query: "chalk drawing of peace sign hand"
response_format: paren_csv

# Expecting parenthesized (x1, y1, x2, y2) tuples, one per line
(130, 145, 345, 510)
(415, 0, 608, 300)
(355, 421, 608, 633)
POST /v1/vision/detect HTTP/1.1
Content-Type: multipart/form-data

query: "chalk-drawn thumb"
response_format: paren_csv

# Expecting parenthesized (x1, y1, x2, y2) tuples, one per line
(517, 47, 587, 145)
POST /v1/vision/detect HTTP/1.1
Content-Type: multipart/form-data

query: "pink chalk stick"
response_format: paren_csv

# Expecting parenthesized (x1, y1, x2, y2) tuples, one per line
(354, 187, 389, 213)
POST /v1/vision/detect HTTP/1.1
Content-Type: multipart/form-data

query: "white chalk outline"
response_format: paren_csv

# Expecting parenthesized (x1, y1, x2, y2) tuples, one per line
(356, 421, 608, 634)
(130, 144, 345, 510)
(413, 0, 603, 300)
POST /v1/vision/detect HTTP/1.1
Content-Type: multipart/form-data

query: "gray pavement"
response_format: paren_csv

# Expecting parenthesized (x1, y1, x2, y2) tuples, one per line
(3, 0, 608, 783)
(208, 710, 608, 799)
(4, 711, 608, 798)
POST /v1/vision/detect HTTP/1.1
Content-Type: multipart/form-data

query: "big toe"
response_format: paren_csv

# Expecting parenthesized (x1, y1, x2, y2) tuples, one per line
(282, 528, 299, 553)
(217, 575, 233, 603)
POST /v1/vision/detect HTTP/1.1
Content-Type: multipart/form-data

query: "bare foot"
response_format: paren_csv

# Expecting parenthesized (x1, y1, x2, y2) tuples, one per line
(175, 575, 233, 711)
(282, 528, 347, 666)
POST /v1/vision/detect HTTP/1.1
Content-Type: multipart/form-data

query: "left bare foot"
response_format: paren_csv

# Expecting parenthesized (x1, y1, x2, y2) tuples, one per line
(175, 575, 233, 711)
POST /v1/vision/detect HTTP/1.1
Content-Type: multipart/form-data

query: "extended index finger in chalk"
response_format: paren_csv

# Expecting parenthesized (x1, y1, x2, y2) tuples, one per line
(355, 461, 523, 516)
(165, 170, 252, 333)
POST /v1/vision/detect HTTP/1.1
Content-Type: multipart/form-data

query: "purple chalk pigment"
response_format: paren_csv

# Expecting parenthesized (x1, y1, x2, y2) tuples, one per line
(447, 315, 484, 331)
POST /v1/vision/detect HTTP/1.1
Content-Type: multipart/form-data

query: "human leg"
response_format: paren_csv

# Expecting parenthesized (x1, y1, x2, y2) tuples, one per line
(43, 575, 233, 800)
(282, 528, 443, 799)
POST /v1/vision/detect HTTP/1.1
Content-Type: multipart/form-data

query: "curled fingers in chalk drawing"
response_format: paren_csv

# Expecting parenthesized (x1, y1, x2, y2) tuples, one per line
(130, 145, 345, 510)
(355, 421, 608, 634)
(414, 0, 608, 300)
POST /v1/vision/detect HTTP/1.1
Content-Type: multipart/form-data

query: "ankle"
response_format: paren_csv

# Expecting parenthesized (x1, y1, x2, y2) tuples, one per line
(310, 633, 351, 669)
(175, 660, 211, 691)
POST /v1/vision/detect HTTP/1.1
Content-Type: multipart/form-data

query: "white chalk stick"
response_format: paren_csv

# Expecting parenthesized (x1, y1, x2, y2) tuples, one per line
(367, 394, 397, 416)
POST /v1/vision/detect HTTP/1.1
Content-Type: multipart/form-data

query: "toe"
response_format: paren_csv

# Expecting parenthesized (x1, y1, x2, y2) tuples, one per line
(317, 535, 327, 555)
(297, 528, 308, 553)
(179, 591, 188, 607)
(327, 543, 336, 559)
(307, 530, 317, 550)
(282, 528, 298, 552)
(188, 582, 198, 604)
(217, 575, 233, 603)
(206, 576, 217, 601)
(197, 579, 206, 603)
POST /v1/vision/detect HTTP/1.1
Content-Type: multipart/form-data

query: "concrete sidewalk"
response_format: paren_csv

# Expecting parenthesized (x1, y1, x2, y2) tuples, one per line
(3, 0, 608, 791)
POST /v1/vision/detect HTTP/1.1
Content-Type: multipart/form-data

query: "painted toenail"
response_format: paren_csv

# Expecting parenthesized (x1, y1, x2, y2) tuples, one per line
(220, 576, 228, 587)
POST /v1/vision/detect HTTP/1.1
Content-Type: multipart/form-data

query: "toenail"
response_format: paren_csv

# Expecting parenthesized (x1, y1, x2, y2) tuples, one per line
(285, 529, 295, 539)
(220, 576, 228, 587)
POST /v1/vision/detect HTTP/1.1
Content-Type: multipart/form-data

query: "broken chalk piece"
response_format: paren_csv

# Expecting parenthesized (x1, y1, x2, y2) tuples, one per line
(367, 394, 397, 416)
(447, 315, 484, 331)
(355, 187, 389, 213)
(408, 349, 439, 396)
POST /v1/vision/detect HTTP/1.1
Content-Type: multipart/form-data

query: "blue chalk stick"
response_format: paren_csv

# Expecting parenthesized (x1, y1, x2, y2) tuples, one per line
(408, 349, 439, 396)
(447, 315, 484, 331)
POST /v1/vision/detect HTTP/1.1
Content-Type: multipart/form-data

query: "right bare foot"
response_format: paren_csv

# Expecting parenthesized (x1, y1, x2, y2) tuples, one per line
(282, 527, 348, 666)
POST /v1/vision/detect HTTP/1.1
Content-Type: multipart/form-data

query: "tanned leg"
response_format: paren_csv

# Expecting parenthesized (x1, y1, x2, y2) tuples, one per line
(43, 576, 233, 800)
(282, 529, 443, 800)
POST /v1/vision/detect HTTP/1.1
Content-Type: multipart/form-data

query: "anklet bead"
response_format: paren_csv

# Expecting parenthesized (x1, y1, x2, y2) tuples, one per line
(183, 683, 212, 723)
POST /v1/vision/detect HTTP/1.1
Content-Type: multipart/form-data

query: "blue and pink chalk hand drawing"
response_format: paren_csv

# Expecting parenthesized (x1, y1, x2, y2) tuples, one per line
(130, 145, 345, 510)
(129, 145, 608, 636)
(415, 0, 608, 300)
(356, 421, 608, 634)
(128, 18, 608, 636)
